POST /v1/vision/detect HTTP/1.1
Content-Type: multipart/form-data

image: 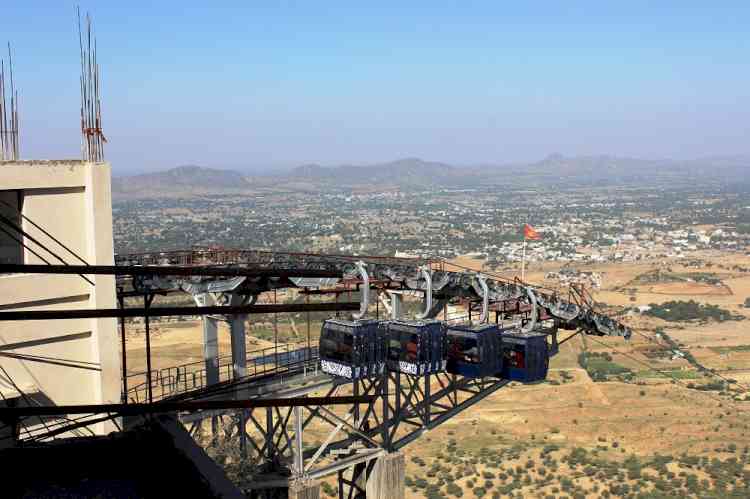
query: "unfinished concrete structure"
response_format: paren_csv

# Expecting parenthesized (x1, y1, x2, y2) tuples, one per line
(0, 160, 120, 433)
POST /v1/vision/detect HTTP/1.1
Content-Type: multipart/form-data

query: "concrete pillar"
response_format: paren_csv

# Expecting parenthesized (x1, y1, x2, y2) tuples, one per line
(83, 164, 121, 415)
(229, 316, 246, 380)
(366, 452, 405, 499)
(387, 291, 403, 320)
(288, 480, 320, 499)
(193, 293, 220, 386)
(227, 294, 248, 381)
(1, 161, 120, 436)
(203, 316, 220, 386)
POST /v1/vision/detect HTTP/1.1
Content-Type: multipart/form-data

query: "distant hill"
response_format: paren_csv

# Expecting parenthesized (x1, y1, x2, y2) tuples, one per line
(481, 154, 669, 187)
(287, 157, 459, 187)
(285, 154, 750, 189)
(112, 165, 252, 198)
(112, 155, 750, 198)
(478, 154, 750, 188)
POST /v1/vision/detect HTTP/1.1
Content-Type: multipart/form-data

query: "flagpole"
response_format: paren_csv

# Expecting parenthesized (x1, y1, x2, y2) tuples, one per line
(521, 237, 527, 281)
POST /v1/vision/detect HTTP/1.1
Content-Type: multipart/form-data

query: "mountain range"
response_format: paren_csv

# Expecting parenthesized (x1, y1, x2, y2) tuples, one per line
(288, 158, 458, 186)
(111, 165, 252, 197)
(111, 155, 750, 198)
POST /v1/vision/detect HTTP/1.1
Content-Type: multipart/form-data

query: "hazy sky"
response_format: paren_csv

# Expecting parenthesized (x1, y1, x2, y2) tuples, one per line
(3, 2, 749, 174)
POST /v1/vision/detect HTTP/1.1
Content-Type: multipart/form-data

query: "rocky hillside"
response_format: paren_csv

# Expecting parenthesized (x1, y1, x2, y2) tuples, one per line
(112, 165, 252, 198)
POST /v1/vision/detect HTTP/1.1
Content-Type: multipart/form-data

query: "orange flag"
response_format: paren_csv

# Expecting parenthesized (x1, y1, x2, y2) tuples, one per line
(523, 223, 541, 240)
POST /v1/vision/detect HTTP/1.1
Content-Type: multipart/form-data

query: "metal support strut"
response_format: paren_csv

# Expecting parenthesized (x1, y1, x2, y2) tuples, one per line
(352, 261, 369, 320)
(476, 274, 489, 324)
(415, 266, 432, 320)
(521, 286, 538, 333)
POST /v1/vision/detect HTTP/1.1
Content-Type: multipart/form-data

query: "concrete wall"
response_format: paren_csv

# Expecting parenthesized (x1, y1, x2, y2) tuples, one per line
(0, 161, 120, 429)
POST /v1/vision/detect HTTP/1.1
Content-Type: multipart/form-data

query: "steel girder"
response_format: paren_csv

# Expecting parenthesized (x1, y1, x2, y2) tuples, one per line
(116, 248, 632, 339)
(193, 367, 511, 498)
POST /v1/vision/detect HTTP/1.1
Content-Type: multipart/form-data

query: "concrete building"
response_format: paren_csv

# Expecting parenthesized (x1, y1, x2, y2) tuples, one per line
(0, 160, 120, 433)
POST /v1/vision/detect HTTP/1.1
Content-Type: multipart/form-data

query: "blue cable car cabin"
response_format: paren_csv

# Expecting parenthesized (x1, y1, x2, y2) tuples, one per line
(445, 323, 503, 378)
(384, 320, 446, 376)
(319, 319, 381, 379)
(499, 330, 549, 383)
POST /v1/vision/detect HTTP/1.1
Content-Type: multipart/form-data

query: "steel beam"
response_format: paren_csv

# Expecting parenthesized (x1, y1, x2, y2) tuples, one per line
(308, 449, 386, 481)
(0, 263, 342, 278)
(0, 395, 378, 419)
(0, 302, 360, 321)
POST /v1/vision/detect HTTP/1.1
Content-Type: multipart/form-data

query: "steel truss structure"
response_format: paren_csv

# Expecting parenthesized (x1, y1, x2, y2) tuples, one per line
(110, 247, 631, 339)
(0, 247, 629, 498)
(123, 247, 628, 497)
(185, 330, 563, 498)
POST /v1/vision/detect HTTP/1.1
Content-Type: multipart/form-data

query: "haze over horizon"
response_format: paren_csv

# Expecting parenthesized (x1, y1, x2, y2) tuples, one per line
(4, 2, 750, 174)
(113, 152, 750, 179)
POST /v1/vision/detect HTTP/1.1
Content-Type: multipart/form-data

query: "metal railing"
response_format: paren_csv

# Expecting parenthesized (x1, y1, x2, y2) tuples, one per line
(115, 246, 431, 268)
(126, 342, 320, 402)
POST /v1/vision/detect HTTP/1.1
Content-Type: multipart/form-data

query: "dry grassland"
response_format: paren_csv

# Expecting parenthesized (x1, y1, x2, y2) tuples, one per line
(124, 250, 750, 497)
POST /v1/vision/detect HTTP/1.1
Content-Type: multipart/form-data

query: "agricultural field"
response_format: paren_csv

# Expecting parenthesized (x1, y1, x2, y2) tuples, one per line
(403, 253, 750, 498)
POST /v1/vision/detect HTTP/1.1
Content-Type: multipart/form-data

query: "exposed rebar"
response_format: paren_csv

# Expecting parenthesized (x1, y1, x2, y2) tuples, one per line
(0, 42, 20, 161)
(78, 8, 106, 163)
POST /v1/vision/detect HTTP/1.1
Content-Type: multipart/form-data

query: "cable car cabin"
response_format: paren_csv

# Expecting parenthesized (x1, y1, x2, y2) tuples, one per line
(445, 323, 503, 378)
(384, 320, 446, 376)
(319, 319, 382, 379)
(499, 330, 549, 383)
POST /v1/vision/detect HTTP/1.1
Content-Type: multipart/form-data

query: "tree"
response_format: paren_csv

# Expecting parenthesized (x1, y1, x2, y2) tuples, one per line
(446, 482, 463, 497)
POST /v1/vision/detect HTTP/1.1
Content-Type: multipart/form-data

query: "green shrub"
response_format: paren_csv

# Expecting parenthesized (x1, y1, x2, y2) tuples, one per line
(321, 482, 336, 496)
(446, 482, 463, 497)
(645, 299, 742, 322)
(414, 478, 428, 488)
